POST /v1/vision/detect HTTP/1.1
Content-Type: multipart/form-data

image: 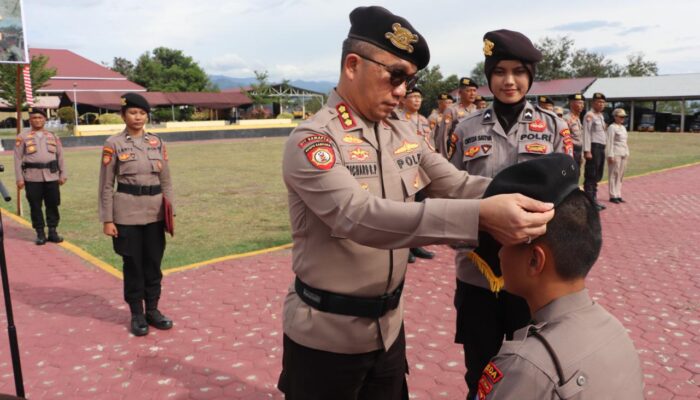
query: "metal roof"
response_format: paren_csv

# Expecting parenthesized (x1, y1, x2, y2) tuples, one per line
(65, 91, 252, 110)
(582, 73, 700, 101)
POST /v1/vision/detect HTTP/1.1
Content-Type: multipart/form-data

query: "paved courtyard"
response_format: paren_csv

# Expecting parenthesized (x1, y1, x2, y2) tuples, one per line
(0, 164, 697, 399)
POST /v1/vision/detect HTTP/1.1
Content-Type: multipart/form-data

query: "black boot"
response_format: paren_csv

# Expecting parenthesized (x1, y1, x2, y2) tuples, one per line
(411, 247, 435, 259)
(47, 227, 63, 243)
(145, 299, 173, 330)
(35, 229, 46, 245)
(128, 302, 148, 336)
(407, 252, 416, 264)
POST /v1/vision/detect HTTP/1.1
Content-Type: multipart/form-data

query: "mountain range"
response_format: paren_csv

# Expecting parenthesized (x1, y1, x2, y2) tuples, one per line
(209, 75, 334, 94)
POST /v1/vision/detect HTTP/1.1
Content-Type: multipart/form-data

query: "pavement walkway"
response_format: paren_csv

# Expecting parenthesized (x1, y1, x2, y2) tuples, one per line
(0, 164, 697, 399)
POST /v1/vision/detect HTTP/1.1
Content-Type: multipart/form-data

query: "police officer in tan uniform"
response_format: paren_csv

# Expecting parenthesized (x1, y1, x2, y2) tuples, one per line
(583, 92, 608, 210)
(278, 7, 557, 399)
(428, 92, 453, 141)
(435, 77, 479, 159)
(476, 154, 644, 399)
(565, 93, 585, 169)
(98, 93, 174, 337)
(449, 29, 574, 398)
(475, 94, 487, 110)
(537, 95, 554, 111)
(14, 108, 67, 245)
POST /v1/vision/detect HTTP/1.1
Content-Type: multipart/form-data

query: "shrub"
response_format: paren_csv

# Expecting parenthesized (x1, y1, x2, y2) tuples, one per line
(276, 112, 294, 119)
(98, 113, 123, 125)
(56, 106, 76, 123)
(191, 111, 210, 121)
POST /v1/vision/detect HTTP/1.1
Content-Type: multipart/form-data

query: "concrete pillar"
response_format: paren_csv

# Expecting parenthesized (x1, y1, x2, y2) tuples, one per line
(681, 99, 686, 132)
(630, 100, 635, 131)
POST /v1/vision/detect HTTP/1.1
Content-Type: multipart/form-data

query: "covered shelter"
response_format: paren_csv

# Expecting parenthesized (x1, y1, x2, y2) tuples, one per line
(583, 73, 700, 131)
(243, 83, 325, 116)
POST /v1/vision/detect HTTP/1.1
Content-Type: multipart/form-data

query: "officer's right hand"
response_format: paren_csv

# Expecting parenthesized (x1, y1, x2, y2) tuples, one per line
(584, 151, 592, 160)
(103, 222, 118, 237)
(478, 194, 554, 246)
(16, 181, 24, 190)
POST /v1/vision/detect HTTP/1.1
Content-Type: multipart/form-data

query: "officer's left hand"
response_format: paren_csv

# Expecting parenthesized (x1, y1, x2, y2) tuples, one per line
(607, 157, 614, 163)
(59, 178, 67, 185)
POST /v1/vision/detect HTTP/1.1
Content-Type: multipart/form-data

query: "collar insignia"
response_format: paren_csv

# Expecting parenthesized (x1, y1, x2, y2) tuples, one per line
(523, 109, 534, 121)
(385, 23, 418, 54)
(336, 103, 357, 130)
(483, 110, 492, 122)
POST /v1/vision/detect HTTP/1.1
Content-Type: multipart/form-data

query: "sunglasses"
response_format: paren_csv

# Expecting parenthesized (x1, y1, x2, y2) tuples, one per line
(355, 53, 419, 90)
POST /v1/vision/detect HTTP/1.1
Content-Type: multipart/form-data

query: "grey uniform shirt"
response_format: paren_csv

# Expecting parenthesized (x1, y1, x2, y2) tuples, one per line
(450, 103, 573, 288)
(480, 289, 644, 399)
(583, 111, 607, 151)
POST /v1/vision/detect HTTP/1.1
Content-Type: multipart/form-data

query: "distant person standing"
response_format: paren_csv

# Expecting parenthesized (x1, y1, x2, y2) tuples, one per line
(435, 77, 478, 159)
(565, 93, 585, 169)
(537, 95, 554, 111)
(583, 92, 608, 210)
(428, 92, 453, 142)
(98, 93, 175, 337)
(14, 108, 67, 245)
(606, 108, 630, 204)
(474, 95, 487, 110)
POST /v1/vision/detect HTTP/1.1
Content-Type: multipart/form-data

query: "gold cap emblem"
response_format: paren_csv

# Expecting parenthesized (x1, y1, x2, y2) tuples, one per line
(483, 39, 495, 56)
(121, 97, 127, 106)
(385, 23, 418, 54)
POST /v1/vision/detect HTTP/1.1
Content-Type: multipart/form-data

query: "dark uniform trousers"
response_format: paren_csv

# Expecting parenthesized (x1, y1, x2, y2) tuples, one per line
(24, 181, 60, 230)
(583, 142, 606, 198)
(454, 280, 530, 398)
(278, 326, 408, 400)
(573, 145, 583, 175)
(113, 221, 165, 310)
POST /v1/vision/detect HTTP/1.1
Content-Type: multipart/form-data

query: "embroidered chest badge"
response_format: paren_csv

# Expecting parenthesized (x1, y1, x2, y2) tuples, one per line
(342, 134, 364, 144)
(464, 145, 480, 157)
(525, 143, 548, 153)
(349, 147, 370, 161)
(385, 23, 419, 54)
(529, 119, 546, 132)
(394, 140, 419, 155)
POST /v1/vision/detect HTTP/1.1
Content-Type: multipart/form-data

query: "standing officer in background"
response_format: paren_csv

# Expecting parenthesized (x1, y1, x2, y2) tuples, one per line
(14, 108, 67, 245)
(565, 93, 585, 170)
(428, 92, 453, 141)
(279, 7, 556, 399)
(449, 29, 573, 398)
(435, 77, 478, 159)
(583, 92, 608, 210)
(98, 93, 174, 337)
(537, 95, 555, 111)
(475, 95, 487, 110)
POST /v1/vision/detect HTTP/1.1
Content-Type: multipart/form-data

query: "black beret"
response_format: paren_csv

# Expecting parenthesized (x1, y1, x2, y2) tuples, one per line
(592, 92, 606, 100)
(406, 87, 422, 96)
(470, 154, 581, 291)
(27, 108, 47, 117)
(348, 6, 430, 70)
(437, 92, 452, 101)
(568, 93, 585, 101)
(538, 95, 554, 105)
(483, 29, 542, 90)
(475, 95, 485, 102)
(459, 77, 479, 88)
(121, 92, 150, 113)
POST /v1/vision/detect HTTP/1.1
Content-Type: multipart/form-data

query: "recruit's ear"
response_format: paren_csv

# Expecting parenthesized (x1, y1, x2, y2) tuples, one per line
(526, 244, 547, 277)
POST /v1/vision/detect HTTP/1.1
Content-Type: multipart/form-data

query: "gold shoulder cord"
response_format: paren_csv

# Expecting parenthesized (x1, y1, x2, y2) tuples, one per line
(467, 251, 504, 293)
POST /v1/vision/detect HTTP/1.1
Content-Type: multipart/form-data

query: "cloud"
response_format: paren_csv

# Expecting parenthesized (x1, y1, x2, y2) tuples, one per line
(550, 20, 622, 32)
(589, 44, 630, 55)
(619, 25, 656, 35)
(658, 45, 700, 54)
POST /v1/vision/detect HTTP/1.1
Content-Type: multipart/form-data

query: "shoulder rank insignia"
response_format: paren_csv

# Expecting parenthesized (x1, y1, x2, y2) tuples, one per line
(304, 142, 335, 170)
(523, 109, 534, 121)
(483, 110, 492, 122)
(394, 140, 419, 155)
(385, 23, 419, 54)
(336, 103, 357, 130)
(477, 361, 503, 398)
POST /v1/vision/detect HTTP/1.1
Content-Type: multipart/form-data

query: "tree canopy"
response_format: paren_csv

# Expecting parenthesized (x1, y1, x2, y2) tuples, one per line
(111, 47, 218, 92)
(0, 55, 56, 108)
(416, 65, 459, 115)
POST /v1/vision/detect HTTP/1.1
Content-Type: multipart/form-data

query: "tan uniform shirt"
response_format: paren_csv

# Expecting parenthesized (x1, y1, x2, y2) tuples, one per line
(282, 90, 491, 354)
(564, 112, 583, 147)
(583, 111, 607, 152)
(605, 123, 629, 158)
(98, 131, 174, 225)
(450, 103, 573, 288)
(427, 109, 442, 135)
(435, 103, 477, 158)
(402, 111, 435, 151)
(480, 290, 644, 399)
(14, 129, 66, 183)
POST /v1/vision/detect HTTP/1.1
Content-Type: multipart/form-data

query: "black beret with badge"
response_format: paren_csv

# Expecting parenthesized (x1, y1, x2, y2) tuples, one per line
(459, 77, 479, 88)
(406, 87, 423, 96)
(348, 6, 430, 70)
(483, 29, 542, 88)
(538, 95, 554, 105)
(27, 108, 47, 117)
(437, 92, 454, 101)
(121, 92, 150, 113)
(467, 153, 582, 293)
(592, 92, 606, 100)
(568, 93, 585, 101)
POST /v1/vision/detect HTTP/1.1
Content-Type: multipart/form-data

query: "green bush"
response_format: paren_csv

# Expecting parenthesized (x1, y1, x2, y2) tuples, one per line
(152, 108, 174, 123)
(276, 112, 294, 119)
(191, 111, 209, 121)
(98, 113, 123, 125)
(56, 106, 76, 123)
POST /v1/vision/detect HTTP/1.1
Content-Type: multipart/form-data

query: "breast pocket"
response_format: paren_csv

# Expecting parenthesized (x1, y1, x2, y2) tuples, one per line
(399, 167, 431, 200)
(518, 141, 553, 162)
(46, 139, 57, 153)
(117, 153, 138, 175)
(147, 150, 164, 172)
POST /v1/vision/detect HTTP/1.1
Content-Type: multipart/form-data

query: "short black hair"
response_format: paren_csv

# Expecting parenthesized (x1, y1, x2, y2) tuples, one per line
(541, 190, 602, 280)
(340, 38, 380, 70)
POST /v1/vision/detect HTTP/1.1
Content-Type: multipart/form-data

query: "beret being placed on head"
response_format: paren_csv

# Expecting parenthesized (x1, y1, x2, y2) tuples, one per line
(348, 6, 430, 70)
(121, 92, 150, 113)
(459, 77, 479, 88)
(28, 108, 47, 117)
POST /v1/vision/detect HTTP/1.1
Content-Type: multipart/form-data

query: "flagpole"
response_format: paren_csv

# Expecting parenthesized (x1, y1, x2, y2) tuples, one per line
(15, 65, 22, 217)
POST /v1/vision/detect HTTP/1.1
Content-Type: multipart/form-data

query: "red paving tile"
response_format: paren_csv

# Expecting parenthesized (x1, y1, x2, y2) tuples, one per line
(0, 164, 697, 398)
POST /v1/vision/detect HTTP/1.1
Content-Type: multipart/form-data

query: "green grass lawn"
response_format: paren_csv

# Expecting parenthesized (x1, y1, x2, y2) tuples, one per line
(0, 132, 698, 270)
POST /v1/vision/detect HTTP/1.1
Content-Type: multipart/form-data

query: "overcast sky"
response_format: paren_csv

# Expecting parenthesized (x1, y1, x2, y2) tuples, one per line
(24, 0, 700, 82)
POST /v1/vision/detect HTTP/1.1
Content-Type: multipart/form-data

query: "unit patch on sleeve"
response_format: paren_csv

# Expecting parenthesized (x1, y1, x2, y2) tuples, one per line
(304, 142, 336, 170)
(102, 146, 114, 165)
(297, 134, 331, 148)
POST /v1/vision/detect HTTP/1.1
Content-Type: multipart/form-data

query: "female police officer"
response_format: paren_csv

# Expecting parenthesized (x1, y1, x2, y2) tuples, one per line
(449, 29, 573, 397)
(98, 93, 174, 336)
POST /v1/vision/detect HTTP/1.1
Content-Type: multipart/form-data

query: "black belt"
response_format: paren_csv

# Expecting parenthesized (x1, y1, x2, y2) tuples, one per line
(295, 277, 404, 319)
(117, 183, 162, 196)
(22, 161, 58, 170)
